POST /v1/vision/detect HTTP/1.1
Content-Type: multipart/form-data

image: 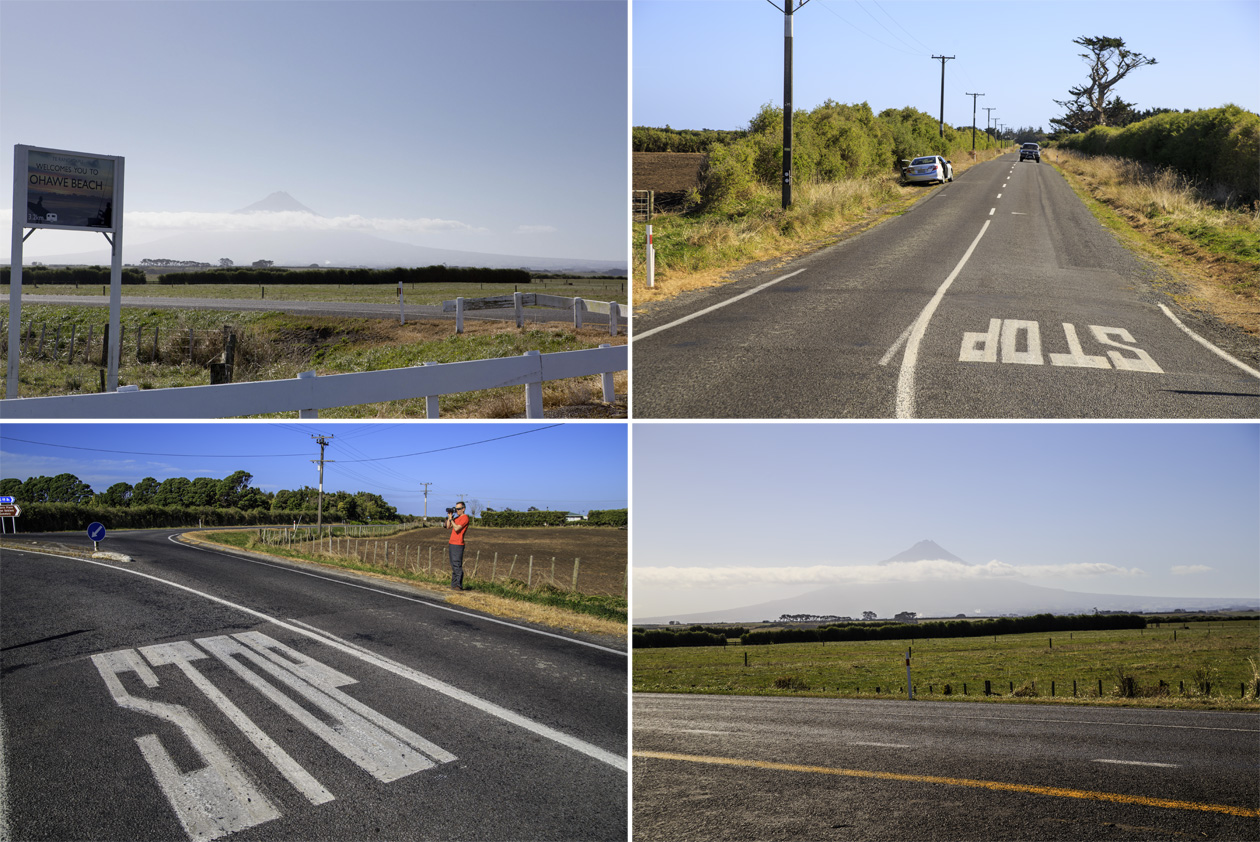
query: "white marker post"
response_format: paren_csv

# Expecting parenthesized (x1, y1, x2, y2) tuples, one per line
(645, 223, 655, 288)
(398, 280, 405, 325)
(905, 649, 913, 700)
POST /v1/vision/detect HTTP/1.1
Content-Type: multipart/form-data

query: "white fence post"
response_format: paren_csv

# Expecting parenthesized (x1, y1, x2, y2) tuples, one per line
(398, 281, 405, 325)
(423, 362, 439, 418)
(297, 370, 318, 418)
(523, 349, 543, 418)
(573, 297, 583, 329)
(600, 344, 615, 402)
(608, 302, 619, 337)
(514, 291, 524, 328)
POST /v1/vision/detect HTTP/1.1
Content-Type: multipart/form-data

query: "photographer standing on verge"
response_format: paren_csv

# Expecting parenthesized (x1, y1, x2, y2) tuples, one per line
(445, 502, 470, 591)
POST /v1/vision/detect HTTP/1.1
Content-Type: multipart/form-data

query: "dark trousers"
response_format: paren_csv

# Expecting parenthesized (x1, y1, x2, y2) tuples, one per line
(449, 543, 465, 589)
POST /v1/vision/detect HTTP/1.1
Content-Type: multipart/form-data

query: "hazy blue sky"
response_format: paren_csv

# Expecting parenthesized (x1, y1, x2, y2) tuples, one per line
(632, 423, 1259, 618)
(1, 0, 627, 262)
(1, 422, 628, 517)
(633, 0, 1259, 134)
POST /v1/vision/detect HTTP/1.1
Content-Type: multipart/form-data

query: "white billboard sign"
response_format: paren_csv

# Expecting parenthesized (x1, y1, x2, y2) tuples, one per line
(8, 144, 126, 398)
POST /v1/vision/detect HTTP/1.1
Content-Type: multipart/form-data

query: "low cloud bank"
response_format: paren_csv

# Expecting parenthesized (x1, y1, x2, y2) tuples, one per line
(634, 558, 1146, 589)
(126, 210, 485, 236)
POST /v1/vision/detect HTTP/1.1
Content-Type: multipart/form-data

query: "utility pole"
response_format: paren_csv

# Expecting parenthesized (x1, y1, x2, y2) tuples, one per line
(932, 55, 955, 137)
(983, 107, 997, 146)
(767, 0, 811, 209)
(419, 482, 432, 519)
(965, 92, 984, 151)
(311, 434, 334, 538)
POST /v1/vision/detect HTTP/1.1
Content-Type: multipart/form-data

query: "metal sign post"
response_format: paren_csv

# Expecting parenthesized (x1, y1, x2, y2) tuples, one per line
(9, 145, 125, 398)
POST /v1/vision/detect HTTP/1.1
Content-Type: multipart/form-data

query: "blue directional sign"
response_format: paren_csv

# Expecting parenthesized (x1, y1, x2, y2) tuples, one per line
(87, 522, 107, 541)
(0, 496, 14, 504)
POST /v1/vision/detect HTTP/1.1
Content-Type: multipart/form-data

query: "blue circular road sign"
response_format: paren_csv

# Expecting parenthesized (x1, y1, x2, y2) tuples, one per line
(87, 522, 107, 541)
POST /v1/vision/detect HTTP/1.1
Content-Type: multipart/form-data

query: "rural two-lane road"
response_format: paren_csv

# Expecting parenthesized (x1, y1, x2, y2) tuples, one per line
(1, 532, 627, 841)
(634, 693, 1259, 841)
(633, 152, 1259, 418)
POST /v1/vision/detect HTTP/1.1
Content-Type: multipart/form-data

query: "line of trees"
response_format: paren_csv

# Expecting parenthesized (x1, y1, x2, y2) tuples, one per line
(1, 472, 398, 525)
(637, 102, 1002, 215)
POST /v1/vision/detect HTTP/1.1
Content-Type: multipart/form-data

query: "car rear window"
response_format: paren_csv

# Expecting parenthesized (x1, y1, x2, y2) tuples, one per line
(911, 157, 936, 165)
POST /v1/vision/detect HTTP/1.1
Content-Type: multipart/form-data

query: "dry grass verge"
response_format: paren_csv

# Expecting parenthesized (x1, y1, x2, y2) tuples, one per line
(1051, 149, 1259, 336)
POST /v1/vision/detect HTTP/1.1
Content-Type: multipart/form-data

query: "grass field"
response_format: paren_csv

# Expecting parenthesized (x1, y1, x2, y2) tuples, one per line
(633, 619, 1260, 711)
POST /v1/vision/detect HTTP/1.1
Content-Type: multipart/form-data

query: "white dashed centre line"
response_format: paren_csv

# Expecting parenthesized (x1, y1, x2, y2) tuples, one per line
(989, 208, 995, 215)
(1094, 759, 1180, 768)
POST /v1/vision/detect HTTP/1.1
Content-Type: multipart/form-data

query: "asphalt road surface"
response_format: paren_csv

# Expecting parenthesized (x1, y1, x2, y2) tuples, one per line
(17, 294, 623, 328)
(1, 532, 627, 841)
(633, 153, 1260, 418)
(633, 693, 1259, 841)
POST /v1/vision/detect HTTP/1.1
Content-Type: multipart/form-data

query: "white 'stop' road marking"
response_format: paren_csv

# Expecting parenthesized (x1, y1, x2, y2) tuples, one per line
(17, 546, 627, 771)
(894, 220, 991, 418)
(633, 268, 807, 341)
(169, 534, 626, 656)
(1094, 759, 1179, 768)
(1157, 303, 1260, 379)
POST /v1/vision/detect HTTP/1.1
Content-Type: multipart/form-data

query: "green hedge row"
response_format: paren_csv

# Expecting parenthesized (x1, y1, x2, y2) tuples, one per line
(1056, 105, 1259, 202)
(479, 510, 570, 528)
(740, 613, 1147, 646)
(1, 266, 146, 285)
(155, 266, 530, 286)
(11, 502, 275, 532)
(586, 508, 628, 528)
(633, 630, 728, 649)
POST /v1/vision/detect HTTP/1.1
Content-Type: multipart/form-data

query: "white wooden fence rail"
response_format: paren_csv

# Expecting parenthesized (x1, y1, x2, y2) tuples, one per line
(0, 344, 626, 419)
(442, 292, 628, 334)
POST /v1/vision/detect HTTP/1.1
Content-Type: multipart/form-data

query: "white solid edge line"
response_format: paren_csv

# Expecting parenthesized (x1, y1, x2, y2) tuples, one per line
(15, 547, 627, 771)
(169, 534, 626, 657)
(1093, 759, 1179, 768)
(633, 268, 807, 342)
(1157, 303, 1260, 379)
(895, 220, 991, 418)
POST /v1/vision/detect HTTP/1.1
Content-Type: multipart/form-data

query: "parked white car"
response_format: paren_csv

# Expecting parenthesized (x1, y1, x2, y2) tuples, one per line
(901, 155, 953, 185)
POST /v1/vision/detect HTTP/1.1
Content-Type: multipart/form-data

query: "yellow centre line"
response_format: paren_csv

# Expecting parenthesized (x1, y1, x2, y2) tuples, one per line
(633, 751, 1260, 819)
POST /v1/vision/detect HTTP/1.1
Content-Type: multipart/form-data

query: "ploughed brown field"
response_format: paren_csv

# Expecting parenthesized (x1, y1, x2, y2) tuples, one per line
(633, 152, 707, 193)
(304, 525, 627, 596)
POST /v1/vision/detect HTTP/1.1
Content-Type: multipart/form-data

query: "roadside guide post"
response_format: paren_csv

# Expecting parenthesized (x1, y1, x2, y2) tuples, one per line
(906, 649, 913, 700)
(398, 280, 405, 325)
(87, 521, 106, 552)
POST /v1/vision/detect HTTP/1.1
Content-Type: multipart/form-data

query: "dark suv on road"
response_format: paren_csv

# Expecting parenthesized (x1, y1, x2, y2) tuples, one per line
(1020, 142, 1041, 163)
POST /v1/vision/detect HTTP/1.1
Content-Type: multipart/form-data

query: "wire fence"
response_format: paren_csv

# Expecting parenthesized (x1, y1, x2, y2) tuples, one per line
(259, 528, 625, 596)
(1, 318, 235, 366)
